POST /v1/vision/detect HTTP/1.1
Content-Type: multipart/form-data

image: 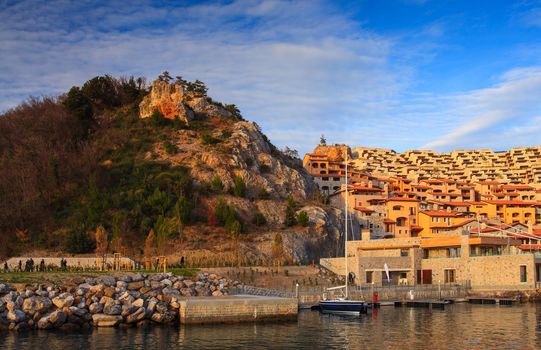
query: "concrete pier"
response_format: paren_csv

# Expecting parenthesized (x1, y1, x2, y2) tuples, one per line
(178, 295, 298, 324)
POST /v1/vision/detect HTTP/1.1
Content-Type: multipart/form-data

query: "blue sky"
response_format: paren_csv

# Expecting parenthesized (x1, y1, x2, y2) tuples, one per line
(1, 0, 541, 155)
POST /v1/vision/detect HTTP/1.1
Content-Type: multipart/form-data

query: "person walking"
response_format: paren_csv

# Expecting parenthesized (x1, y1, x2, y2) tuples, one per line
(18, 260, 22, 272)
(3, 261, 8, 273)
(40, 259, 45, 272)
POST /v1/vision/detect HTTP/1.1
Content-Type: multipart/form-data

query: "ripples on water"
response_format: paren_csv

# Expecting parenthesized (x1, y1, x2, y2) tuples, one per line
(2, 304, 541, 349)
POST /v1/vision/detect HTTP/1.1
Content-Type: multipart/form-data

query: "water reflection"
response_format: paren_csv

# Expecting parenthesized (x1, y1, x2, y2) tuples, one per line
(1, 304, 541, 349)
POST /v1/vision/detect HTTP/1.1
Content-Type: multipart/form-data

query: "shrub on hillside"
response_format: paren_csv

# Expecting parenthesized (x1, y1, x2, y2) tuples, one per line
(164, 141, 178, 155)
(232, 175, 246, 197)
(258, 188, 271, 200)
(284, 195, 297, 227)
(201, 133, 221, 145)
(296, 211, 309, 227)
(252, 211, 267, 226)
(211, 175, 224, 192)
(215, 198, 244, 235)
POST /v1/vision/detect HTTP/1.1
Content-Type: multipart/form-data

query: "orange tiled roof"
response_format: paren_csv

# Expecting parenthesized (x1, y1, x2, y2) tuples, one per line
(386, 197, 420, 202)
(501, 185, 535, 190)
(354, 207, 375, 213)
(430, 219, 475, 229)
(477, 181, 500, 185)
(350, 185, 383, 192)
(483, 200, 536, 206)
(420, 210, 465, 217)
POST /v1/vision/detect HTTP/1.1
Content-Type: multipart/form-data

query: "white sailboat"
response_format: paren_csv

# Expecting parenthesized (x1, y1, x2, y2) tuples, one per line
(319, 150, 368, 315)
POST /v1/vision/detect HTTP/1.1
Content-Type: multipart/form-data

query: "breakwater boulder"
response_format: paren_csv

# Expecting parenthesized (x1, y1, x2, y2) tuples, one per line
(0, 272, 240, 332)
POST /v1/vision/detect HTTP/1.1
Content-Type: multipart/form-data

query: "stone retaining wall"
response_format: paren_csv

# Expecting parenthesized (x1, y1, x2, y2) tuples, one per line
(179, 296, 298, 324)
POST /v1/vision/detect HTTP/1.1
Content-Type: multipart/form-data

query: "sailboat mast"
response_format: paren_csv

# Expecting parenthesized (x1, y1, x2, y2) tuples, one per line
(345, 149, 348, 298)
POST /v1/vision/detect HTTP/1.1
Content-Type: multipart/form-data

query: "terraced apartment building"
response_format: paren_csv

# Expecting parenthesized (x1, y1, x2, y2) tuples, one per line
(308, 145, 541, 290)
(303, 145, 541, 238)
(351, 146, 541, 184)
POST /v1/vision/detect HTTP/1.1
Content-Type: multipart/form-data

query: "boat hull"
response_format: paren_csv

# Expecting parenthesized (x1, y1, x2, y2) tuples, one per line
(319, 300, 368, 315)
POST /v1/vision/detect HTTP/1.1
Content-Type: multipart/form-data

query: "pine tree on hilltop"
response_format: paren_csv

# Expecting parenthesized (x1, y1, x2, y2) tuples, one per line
(319, 134, 327, 146)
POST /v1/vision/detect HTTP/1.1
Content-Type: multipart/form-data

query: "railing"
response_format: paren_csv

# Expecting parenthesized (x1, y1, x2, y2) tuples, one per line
(236, 283, 471, 303)
(229, 285, 295, 298)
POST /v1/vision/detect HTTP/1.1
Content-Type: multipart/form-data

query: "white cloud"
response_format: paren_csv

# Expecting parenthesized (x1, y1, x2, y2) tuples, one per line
(2, 0, 540, 156)
(422, 67, 541, 150)
(0, 0, 410, 155)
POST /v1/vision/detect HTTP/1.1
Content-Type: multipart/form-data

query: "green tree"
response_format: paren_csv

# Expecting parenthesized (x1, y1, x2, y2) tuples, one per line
(159, 71, 172, 82)
(175, 75, 187, 87)
(154, 215, 178, 254)
(81, 75, 119, 108)
(175, 195, 191, 241)
(65, 231, 96, 254)
(296, 211, 309, 227)
(284, 195, 297, 226)
(145, 187, 171, 217)
(63, 86, 93, 136)
(215, 198, 244, 232)
(233, 175, 246, 197)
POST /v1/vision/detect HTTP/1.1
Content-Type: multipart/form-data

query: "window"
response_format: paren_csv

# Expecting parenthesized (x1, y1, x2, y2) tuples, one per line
(322, 177, 329, 181)
(333, 177, 340, 181)
(520, 265, 527, 283)
(366, 271, 373, 284)
(444, 269, 456, 283)
(400, 249, 409, 257)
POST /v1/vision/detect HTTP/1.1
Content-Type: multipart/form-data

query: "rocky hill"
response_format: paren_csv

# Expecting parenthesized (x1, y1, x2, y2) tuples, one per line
(0, 74, 343, 265)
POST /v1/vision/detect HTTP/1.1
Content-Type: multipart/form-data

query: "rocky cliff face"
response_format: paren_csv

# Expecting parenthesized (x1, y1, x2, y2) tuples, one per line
(139, 80, 194, 123)
(137, 79, 339, 264)
(143, 79, 314, 200)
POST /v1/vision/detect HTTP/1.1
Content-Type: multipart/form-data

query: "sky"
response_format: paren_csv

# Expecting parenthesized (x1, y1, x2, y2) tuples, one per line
(1, 0, 541, 155)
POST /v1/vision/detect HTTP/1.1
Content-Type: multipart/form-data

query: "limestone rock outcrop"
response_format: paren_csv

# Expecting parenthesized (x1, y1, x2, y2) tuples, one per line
(139, 80, 194, 123)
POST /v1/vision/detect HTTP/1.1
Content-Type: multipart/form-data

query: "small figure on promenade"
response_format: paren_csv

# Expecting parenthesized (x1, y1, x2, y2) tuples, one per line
(3, 261, 8, 273)
(180, 256, 185, 268)
(18, 260, 22, 272)
(40, 259, 45, 272)
(29, 258, 35, 272)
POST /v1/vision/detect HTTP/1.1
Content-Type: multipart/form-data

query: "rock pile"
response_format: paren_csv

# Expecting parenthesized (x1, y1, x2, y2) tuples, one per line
(0, 272, 240, 332)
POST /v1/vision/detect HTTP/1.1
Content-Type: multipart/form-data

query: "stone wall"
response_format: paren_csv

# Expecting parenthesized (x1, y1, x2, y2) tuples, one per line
(178, 296, 298, 324)
(6, 257, 135, 270)
(423, 254, 539, 289)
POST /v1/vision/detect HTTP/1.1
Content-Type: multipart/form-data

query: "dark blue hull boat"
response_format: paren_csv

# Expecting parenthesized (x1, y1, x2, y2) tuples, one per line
(319, 299, 368, 315)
